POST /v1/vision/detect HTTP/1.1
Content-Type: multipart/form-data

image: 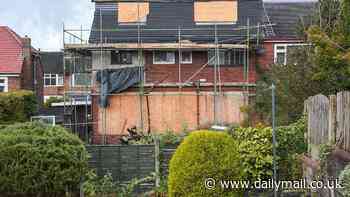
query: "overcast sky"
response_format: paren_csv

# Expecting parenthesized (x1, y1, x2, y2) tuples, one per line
(0, 0, 94, 51)
(0, 0, 316, 51)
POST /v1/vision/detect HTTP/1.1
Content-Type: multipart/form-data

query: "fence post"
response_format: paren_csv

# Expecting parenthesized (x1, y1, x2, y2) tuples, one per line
(155, 137, 160, 188)
(329, 95, 336, 144)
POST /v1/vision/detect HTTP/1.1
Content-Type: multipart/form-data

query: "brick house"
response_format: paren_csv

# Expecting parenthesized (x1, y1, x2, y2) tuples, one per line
(40, 51, 64, 102)
(0, 26, 43, 103)
(64, 0, 316, 143)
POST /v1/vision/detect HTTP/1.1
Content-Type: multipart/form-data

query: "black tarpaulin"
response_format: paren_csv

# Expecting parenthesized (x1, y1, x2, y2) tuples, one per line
(96, 67, 143, 108)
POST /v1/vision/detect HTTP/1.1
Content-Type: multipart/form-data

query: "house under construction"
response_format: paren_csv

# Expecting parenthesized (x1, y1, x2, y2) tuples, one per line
(62, 0, 313, 144)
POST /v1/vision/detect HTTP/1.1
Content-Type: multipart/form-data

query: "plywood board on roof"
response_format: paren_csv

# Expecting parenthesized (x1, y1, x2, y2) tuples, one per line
(118, 2, 149, 23)
(194, 0, 238, 23)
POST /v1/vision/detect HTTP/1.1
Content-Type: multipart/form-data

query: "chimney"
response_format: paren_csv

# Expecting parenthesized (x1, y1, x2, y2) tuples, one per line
(22, 35, 32, 61)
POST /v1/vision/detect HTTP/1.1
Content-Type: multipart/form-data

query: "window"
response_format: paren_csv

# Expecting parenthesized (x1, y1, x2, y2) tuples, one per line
(153, 51, 175, 64)
(0, 77, 8, 92)
(274, 45, 287, 65)
(208, 49, 245, 66)
(274, 44, 306, 65)
(31, 116, 56, 126)
(72, 73, 92, 87)
(111, 51, 133, 65)
(44, 74, 64, 86)
(181, 51, 192, 64)
(194, 0, 238, 25)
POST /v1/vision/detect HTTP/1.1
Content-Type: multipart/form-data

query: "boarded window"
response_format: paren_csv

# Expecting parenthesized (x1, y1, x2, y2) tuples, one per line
(118, 2, 149, 24)
(194, 0, 238, 24)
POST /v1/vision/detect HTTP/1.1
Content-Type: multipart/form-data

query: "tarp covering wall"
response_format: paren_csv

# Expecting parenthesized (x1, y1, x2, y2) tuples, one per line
(96, 67, 143, 108)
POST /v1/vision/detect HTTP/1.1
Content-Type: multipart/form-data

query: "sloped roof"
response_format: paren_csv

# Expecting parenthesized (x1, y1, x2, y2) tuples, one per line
(263, 1, 318, 38)
(0, 26, 24, 74)
(40, 51, 64, 74)
(89, 0, 265, 44)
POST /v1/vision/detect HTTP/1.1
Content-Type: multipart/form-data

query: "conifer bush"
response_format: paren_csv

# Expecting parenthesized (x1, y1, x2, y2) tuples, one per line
(168, 130, 243, 197)
(0, 122, 89, 195)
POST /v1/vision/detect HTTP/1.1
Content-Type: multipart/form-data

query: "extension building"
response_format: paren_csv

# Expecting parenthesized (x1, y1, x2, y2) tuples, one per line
(64, 0, 317, 144)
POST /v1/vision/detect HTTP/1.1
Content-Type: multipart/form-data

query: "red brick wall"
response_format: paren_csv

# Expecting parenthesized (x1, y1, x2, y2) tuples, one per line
(8, 77, 21, 91)
(145, 51, 256, 84)
(257, 42, 274, 71)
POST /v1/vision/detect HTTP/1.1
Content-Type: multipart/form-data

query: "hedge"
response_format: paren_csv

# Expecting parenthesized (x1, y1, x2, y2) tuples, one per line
(0, 91, 37, 124)
(168, 130, 243, 197)
(0, 122, 89, 195)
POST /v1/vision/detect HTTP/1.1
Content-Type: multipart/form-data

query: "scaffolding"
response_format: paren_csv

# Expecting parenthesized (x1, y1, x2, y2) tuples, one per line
(62, 3, 272, 144)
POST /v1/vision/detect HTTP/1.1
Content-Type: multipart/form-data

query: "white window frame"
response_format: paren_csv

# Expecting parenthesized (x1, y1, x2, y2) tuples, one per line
(274, 43, 308, 65)
(153, 51, 175, 64)
(44, 73, 64, 87)
(0, 77, 8, 92)
(31, 116, 56, 126)
(71, 73, 92, 87)
(180, 51, 193, 64)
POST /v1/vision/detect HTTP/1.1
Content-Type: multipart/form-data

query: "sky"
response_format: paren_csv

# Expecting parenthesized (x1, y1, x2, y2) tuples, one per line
(0, 0, 316, 51)
(0, 0, 94, 51)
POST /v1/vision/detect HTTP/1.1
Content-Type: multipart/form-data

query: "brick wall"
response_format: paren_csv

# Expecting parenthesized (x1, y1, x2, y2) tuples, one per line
(7, 77, 21, 91)
(144, 51, 256, 84)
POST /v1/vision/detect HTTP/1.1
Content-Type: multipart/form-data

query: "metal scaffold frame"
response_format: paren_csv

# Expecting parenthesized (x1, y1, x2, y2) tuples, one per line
(62, 3, 272, 144)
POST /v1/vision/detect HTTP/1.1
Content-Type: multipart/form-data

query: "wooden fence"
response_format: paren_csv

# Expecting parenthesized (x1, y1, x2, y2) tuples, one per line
(304, 91, 350, 196)
(305, 91, 350, 151)
(86, 143, 177, 189)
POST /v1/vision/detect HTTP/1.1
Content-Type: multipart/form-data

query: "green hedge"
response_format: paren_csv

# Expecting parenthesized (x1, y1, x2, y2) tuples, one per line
(168, 130, 243, 197)
(0, 122, 89, 194)
(0, 91, 37, 124)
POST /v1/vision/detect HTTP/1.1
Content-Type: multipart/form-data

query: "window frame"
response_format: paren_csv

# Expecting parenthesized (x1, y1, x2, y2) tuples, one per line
(71, 73, 92, 87)
(0, 77, 8, 92)
(31, 116, 56, 126)
(208, 49, 245, 66)
(44, 73, 64, 87)
(180, 51, 193, 64)
(111, 51, 133, 65)
(153, 51, 176, 64)
(274, 43, 308, 65)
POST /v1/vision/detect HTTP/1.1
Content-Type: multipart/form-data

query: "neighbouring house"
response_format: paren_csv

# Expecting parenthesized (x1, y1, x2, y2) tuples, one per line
(63, 0, 317, 144)
(38, 51, 91, 140)
(258, 1, 318, 68)
(40, 51, 64, 102)
(0, 26, 43, 104)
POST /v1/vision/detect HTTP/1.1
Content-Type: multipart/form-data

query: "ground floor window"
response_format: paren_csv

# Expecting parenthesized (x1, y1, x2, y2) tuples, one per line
(153, 51, 175, 64)
(31, 116, 56, 126)
(111, 51, 133, 65)
(0, 77, 8, 92)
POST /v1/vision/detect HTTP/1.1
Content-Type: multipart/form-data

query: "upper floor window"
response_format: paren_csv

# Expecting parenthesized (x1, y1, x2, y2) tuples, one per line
(208, 49, 245, 66)
(274, 44, 306, 65)
(118, 2, 149, 25)
(111, 51, 133, 65)
(0, 77, 8, 92)
(181, 51, 193, 64)
(72, 73, 92, 87)
(153, 51, 175, 64)
(44, 74, 63, 87)
(194, 0, 238, 25)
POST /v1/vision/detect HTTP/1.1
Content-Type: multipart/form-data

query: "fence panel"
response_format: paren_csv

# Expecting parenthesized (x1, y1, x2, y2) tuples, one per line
(337, 91, 350, 151)
(306, 94, 329, 145)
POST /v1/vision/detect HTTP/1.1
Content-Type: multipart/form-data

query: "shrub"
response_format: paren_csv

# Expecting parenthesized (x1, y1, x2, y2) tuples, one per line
(339, 164, 350, 197)
(168, 130, 243, 197)
(276, 117, 307, 180)
(0, 90, 37, 124)
(0, 122, 89, 194)
(232, 126, 273, 180)
(44, 96, 64, 108)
